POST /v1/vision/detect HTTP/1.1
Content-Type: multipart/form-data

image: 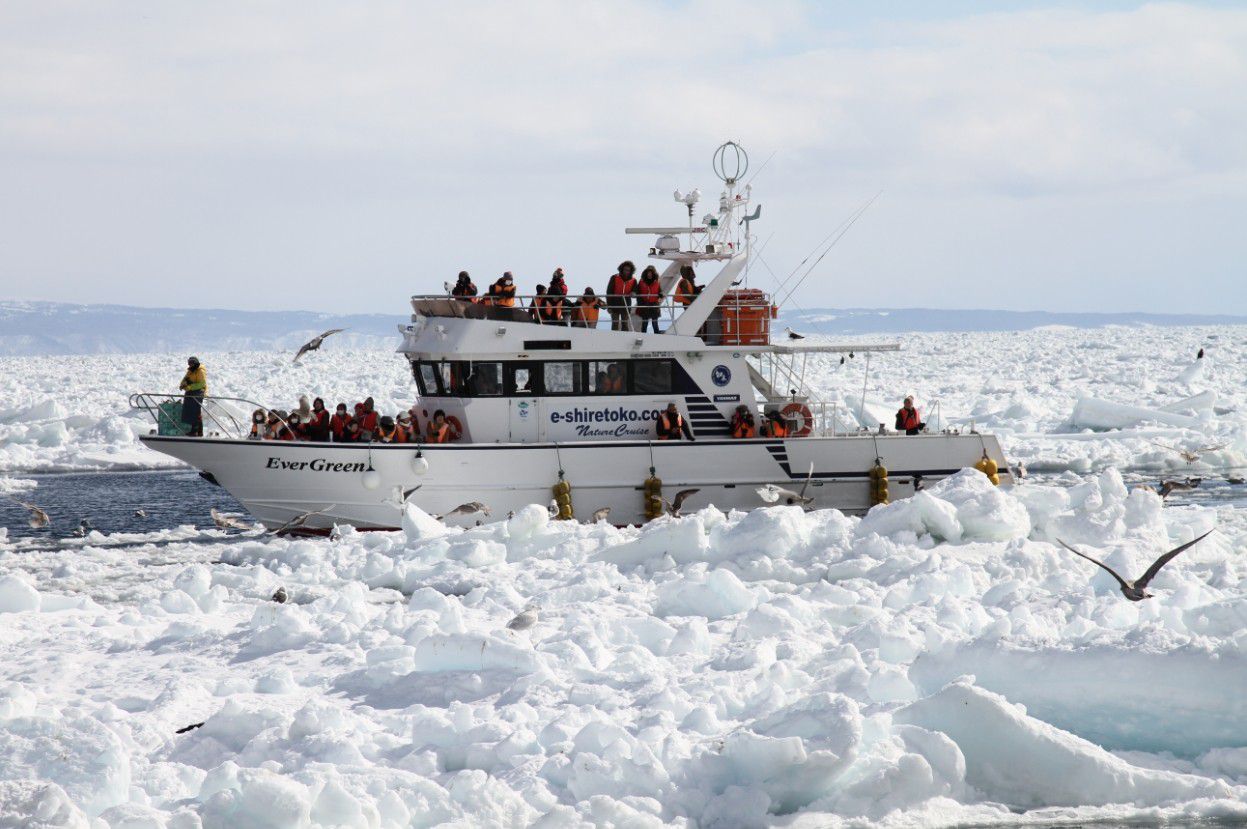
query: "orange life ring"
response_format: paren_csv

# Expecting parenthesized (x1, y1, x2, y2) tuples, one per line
(445, 415, 464, 440)
(781, 402, 813, 437)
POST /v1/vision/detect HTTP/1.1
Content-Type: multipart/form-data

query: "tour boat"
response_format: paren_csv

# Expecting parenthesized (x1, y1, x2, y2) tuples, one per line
(134, 143, 1011, 530)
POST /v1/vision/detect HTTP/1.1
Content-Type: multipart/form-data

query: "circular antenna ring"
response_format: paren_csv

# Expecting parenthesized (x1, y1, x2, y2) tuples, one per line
(712, 141, 749, 185)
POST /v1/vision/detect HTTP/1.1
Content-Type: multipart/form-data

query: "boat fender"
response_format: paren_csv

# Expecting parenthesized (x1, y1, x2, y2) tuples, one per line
(362, 468, 382, 490)
(781, 402, 814, 437)
(552, 474, 574, 520)
(643, 471, 664, 521)
(412, 451, 429, 475)
(869, 459, 889, 506)
(974, 452, 1000, 486)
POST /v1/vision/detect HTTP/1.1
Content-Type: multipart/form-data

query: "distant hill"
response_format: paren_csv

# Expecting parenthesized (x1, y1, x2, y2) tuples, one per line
(1, 300, 1243, 356)
(780, 307, 1247, 335)
(0, 301, 406, 356)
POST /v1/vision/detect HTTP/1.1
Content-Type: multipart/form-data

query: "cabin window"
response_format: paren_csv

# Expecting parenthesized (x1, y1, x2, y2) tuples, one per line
(415, 362, 442, 396)
(589, 361, 626, 394)
(632, 360, 673, 394)
(464, 362, 503, 396)
(508, 365, 536, 396)
(543, 362, 583, 396)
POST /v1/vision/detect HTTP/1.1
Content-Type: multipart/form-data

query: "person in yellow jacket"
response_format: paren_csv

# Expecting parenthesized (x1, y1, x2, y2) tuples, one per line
(178, 356, 207, 436)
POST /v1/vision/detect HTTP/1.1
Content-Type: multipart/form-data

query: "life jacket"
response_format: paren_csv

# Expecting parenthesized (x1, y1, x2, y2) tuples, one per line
(427, 421, 451, 444)
(452, 281, 477, 300)
(607, 274, 636, 302)
(490, 281, 517, 307)
(181, 367, 207, 393)
(329, 413, 350, 440)
(675, 277, 696, 307)
(276, 428, 295, 441)
(393, 424, 410, 443)
(358, 410, 379, 434)
(763, 418, 788, 438)
(307, 410, 330, 440)
(375, 425, 397, 443)
(249, 422, 264, 439)
(574, 300, 601, 325)
(657, 411, 684, 440)
(538, 295, 563, 321)
(635, 278, 662, 305)
(548, 278, 568, 298)
(731, 414, 756, 439)
(896, 406, 921, 432)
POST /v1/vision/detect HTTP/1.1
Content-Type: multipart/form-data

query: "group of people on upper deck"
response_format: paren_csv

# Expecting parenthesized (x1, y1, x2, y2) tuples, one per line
(450, 262, 702, 334)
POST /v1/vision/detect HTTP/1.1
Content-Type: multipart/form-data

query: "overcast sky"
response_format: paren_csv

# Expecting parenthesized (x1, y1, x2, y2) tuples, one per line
(2, 1, 1245, 315)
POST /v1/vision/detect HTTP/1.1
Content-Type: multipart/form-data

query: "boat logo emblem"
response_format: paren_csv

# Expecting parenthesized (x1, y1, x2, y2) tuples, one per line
(711, 365, 732, 387)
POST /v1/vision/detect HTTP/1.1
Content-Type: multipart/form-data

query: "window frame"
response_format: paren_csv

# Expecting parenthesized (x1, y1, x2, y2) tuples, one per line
(541, 361, 585, 397)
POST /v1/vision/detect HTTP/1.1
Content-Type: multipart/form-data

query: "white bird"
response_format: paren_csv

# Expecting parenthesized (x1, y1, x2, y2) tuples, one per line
(756, 463, 815, 508)
(785, 327, 805, 341)
(211, 508, 255, 531)
(436, 501, 491, 521)
(1056, 531, 1214, 601)
(590, 507, 612, 524)
(506, 605, 540, 631)
(293, 328, 347, 363)
(443, 281, 453, 294)
(266, 505, 336, 535)
(133, 508, 147, 518)
(7, 497, 49, 529)
(72, 518, 93, 538)
(384, 485, 422, 511)
(547, 500, 559, 518)
(1150, 441, 1225, 465)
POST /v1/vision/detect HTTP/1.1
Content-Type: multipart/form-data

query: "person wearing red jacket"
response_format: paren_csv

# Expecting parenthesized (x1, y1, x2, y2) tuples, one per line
(895, 396, 925, 435)
(633, 266, 664, 333)
(357, 397, 379, 440)
(605, 261, 637, 331)
(546, 268, 570, 325)
(329, 403, 351, 441)
(305, 398, 331, 441)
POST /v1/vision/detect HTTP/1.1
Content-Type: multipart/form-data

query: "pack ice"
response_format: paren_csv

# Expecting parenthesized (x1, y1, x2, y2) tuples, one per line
(2, 460, 1247, 826)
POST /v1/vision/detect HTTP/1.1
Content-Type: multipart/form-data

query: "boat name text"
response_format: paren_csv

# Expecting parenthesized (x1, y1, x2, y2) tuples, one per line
(265, 457, 367, 472)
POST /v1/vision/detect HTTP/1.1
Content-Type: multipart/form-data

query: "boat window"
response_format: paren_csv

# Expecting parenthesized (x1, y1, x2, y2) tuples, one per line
(632, 360, 673, 394)
(543, 362, 583, 395)
(590, 361, 625, 395)
(464, 362, 503, 396)
(440, 362, 460, 395)
(415, 362, 442, 396)
(508, 365, 536, 396)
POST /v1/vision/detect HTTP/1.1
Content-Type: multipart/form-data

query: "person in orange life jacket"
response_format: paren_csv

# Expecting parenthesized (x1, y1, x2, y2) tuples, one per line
(248, 409, 266, 440)
(427, 409, 453, 443)
(657, 402, 694, 441)
(572, 288, 606, 328)
(895, 396, 925, 435)
(275, 412, 297, 441)
(730, 405, 757, 439)
(604, 363, 625, 393)
(605, 261, 637, 331)
(288, 411, 308, 440)
(674, 265, 699, 307)
(263, 410, 281, 439)
(374, 415, 399, 443)
(329, 403, 351, 441)
(305, 398, 330, 441)
(633, 266, 664, 333)
(761, 410, 788, 438)
(486, 272, 517, 307)
(452, 271, 477, 302)
(546, 269, 570, 324)
(358, 397, 379, 440)
(396, 411, 416, 442)
(529, 284, 548, 323)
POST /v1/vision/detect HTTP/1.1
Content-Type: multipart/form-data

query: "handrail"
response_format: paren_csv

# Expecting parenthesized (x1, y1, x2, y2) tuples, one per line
(129, 393, 290, 440)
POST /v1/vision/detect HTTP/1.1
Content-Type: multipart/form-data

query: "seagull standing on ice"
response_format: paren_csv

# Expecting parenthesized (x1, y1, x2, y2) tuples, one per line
(590, 507, 612, 524)
(212, 508, 256, 531)
(785, 327, 805, 341)
(1056, 531, 1214, 601)
(506, 605, 540, 631)
(292, 328, 347, 363)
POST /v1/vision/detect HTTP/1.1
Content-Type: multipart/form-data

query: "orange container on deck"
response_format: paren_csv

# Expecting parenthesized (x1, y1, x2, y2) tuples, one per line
(718, 289, 776, 345)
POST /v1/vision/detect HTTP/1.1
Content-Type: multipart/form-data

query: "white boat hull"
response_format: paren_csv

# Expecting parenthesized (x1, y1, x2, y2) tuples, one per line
(140, 434, 1012, 530)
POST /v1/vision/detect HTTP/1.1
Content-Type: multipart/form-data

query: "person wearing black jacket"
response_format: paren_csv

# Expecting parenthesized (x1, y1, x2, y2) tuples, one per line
(451, 271, 477, 301)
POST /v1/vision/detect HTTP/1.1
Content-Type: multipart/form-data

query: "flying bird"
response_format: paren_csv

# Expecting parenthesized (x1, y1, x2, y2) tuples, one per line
(266, 505, 336, 535)
(590, 507, 612, 524)
(175, 722, 205, 734)
(271, 587, 288, 604)
(133, 508, 147, 518)
(661, 488, 700, 517)
(1150, 441, 1225, 465)
(436, 501, 491, 521)
(293, 328, 347, 363)
(211, 508, 255, 531)
(757, 463, 815, 508)
(785, 327, 805, 341)
(384, 484, 423, 511)
(505, 605, 540, 631)
(1056, 531, 1214, 601)
(8, 498, 50, 529)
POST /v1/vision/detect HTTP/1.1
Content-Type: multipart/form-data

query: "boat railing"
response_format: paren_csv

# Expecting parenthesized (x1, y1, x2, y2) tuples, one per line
(129, 393, 289, 440)
(410, 291, 775, 345)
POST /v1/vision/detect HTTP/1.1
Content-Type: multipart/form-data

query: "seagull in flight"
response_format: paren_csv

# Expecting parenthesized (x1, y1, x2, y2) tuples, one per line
(661, 488, 700, 517)
(293, 328, 347, 363)
(1150, 441, 1225, 465)
(436, 501, 491, 521)
(757, 463, 815, 508)
(384, 484, 422, 511)
(1158, 478, 1201, 499)
(6, 497, 49, 529)
(1056, 530, 1214, 601)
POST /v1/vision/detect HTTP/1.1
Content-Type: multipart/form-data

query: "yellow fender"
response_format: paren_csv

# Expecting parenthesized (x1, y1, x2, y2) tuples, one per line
(974, 452, 1001, 486)
(552, 475, 574, 519)
(869, 459, 890, 506)
(643, 473, 664, 520)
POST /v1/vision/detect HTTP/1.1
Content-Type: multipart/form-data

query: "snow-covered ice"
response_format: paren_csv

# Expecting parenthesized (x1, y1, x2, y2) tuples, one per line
(2, 464, 1247, 825)
(2, 324, 1247, 825)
